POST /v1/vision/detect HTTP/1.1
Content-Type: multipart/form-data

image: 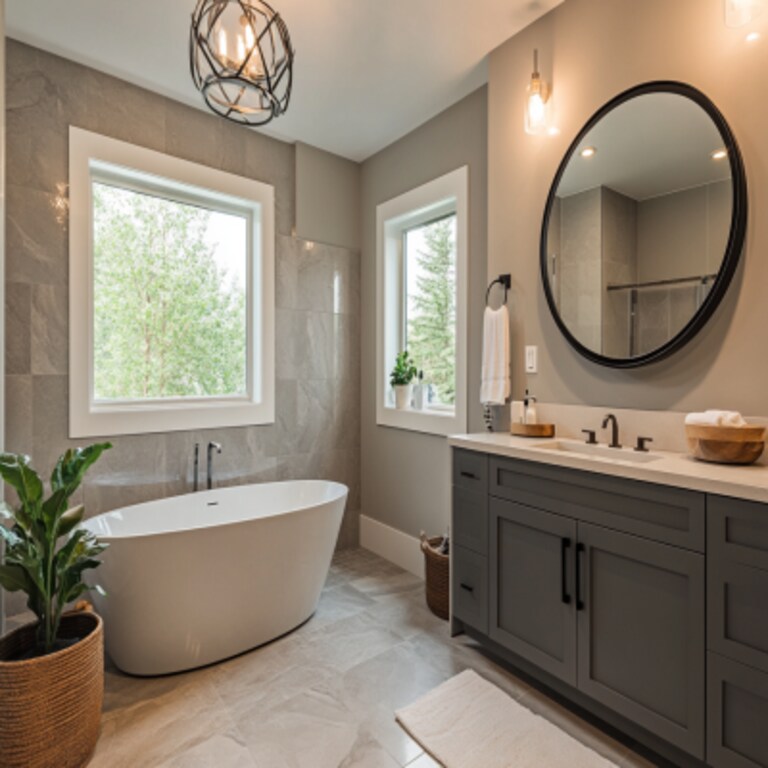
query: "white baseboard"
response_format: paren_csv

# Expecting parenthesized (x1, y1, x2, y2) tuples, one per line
(360, 515, 424, 579)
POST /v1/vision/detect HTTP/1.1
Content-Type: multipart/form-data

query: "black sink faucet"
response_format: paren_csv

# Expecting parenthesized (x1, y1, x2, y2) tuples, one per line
(602, 414, 621, 449)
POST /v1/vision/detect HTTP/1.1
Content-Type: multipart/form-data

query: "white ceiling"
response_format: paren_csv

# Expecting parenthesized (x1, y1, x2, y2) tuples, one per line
(6, 0, 563, 161)
(558, 92, 731, 200)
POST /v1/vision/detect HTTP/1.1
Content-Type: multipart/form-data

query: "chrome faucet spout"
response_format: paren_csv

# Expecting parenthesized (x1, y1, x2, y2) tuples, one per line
(601, 414, 621, 449)
(207, 441, 222, 490)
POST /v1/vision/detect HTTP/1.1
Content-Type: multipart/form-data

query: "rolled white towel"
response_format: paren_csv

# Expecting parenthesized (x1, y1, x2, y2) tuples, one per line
(706, 410, 746, 427)
(685, 412, 723, 426)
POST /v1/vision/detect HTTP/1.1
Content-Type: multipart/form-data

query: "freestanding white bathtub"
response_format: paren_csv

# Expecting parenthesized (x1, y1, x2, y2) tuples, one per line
(82, 480, 347, 676)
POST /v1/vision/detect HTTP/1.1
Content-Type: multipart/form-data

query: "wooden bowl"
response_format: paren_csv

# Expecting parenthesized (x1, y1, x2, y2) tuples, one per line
(685, 424, 766, 465)
(511, 423, 555, 438)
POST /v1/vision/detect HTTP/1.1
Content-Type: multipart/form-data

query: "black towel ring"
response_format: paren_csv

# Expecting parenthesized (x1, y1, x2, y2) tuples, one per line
(485, 274, 511, 307)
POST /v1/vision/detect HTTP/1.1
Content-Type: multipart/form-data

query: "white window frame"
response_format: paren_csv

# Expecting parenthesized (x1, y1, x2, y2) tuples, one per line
(376, 166, 468, 436)
(69, 127, 275, 438)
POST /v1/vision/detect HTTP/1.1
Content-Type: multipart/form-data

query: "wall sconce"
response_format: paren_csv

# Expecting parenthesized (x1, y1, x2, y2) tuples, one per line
(725, 0, 765, 27)
(525, 49, 553, 135)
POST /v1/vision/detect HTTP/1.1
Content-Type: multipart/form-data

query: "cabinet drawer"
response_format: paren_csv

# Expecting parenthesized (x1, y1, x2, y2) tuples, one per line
(489, 456, 705, 551)
(709, 495, 768, 570)
(452, 545, 488, 634)
(708, 653, 768, 768)
(453, 449, 488, 494)
(453, 487, 488, 555)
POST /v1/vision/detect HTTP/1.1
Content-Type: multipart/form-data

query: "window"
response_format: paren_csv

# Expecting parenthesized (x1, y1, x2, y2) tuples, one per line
(376, 167, 468, 435)
(69, 128, 275, 437)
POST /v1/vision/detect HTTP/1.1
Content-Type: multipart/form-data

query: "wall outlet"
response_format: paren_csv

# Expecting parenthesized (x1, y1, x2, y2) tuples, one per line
(525, 345, 538, 374)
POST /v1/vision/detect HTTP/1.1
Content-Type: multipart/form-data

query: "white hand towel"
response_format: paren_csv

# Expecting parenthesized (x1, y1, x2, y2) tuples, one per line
(480, 306, 510, 405)
(685, 412, 723, 426)
(706, 409, 746, 426)
(686, 410, 747, 427)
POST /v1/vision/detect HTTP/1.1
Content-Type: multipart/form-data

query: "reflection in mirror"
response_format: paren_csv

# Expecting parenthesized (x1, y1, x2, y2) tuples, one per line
(544, 90, 737, 362)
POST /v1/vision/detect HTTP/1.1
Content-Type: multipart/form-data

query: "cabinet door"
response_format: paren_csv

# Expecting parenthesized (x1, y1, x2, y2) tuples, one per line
(708, 495, 768, 674)
(708, 652, 768, 768)
(576, 523, 705, 758)
(489, 498, 577, 686)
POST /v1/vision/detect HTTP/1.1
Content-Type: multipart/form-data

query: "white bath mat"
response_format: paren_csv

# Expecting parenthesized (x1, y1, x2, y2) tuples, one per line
(395, 670, 620, 768)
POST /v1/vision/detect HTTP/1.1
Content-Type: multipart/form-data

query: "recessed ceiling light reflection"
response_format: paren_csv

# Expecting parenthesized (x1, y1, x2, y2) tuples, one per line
(746, 31, 762, 41)
(711, 148, 728, 160)
(580, 146, 597, 158)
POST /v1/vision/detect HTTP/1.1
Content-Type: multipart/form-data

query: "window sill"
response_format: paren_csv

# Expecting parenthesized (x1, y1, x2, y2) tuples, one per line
(70, 399, 275, 438)
(376, 403, 466, 437)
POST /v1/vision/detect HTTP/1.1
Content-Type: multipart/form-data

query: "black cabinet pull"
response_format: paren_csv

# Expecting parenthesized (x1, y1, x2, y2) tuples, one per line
(460, 471, 478, 480)
(460, 583, 474, 593)
(575, 542, 586, 611)
(561, 537, 572, 604)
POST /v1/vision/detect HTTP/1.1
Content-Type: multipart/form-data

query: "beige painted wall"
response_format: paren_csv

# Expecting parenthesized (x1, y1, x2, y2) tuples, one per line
(295, 142, 361, 250)
(361, 88, 488, 538)
(489, 0, 767, 414)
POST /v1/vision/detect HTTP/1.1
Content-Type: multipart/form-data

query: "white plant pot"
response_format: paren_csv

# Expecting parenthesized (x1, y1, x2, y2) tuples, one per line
(394, 384, 413, 410)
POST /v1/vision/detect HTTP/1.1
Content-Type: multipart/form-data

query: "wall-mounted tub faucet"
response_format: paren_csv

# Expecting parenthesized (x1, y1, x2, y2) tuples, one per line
(207, 441, 222, 490)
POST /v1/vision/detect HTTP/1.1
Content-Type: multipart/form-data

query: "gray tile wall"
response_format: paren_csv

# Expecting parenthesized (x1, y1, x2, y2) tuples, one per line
(4, 41, 361, 614)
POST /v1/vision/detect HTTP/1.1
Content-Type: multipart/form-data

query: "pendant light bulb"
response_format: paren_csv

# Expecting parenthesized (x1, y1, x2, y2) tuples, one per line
(725, 0, 766, 27)
(525, 49, 552, 136)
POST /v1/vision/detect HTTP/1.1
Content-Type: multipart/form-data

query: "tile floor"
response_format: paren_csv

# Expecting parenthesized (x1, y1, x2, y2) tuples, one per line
(7, 549, 661, 767)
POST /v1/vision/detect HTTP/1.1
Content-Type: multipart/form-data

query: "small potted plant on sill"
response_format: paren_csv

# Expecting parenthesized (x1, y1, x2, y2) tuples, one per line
(0, 443, 111, 768)
(390, 350, 418, 410)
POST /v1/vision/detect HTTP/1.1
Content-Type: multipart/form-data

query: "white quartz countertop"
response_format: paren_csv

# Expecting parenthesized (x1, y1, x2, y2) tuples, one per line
(448, 432, 768, 504)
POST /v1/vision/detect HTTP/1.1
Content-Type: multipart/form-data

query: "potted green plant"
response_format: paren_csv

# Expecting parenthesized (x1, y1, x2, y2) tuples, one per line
(0, 443, 111, 768)
(390, 350, 418, 410)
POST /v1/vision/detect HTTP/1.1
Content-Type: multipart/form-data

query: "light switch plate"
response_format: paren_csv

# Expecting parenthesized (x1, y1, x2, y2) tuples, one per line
(525, 345, 538, 373)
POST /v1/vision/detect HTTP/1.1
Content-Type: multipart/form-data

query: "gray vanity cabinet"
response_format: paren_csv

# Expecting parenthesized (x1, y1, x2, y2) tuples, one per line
(489, 498, 577, 685)
(452, 449, 710, 762)
(576, 522, 705, 757)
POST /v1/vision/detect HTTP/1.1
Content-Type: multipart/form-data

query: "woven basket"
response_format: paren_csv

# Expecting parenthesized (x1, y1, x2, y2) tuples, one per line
(0, 610, 104, 768)
(421, 535, 450, 620)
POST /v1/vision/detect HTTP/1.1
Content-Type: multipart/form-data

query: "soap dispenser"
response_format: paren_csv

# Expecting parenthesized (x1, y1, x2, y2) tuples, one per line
(525, 391, 538, 425)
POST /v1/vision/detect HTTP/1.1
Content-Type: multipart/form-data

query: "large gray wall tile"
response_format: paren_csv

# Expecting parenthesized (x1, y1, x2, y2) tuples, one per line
(31, 284, 68, 374)
(6, 283, 30, 374)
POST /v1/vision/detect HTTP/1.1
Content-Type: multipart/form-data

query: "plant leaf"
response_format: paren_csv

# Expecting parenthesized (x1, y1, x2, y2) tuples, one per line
(0, 564, 30, 592)
(0, 525, 22, 549)
(57, 505, 85, 537)
(42, 487, 71, 529)
(50, 443, 112, 499)
(0, 454, 43, 512)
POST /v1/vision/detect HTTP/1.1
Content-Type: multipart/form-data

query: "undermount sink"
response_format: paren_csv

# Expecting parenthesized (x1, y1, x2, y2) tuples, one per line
(532, 439, 663, 464)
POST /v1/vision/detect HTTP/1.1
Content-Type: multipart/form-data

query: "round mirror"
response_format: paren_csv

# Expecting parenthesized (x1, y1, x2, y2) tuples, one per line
(541, 81, 747, 368)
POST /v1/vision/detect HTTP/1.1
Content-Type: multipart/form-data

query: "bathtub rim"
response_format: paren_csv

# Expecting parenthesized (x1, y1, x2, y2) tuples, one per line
(81, 479, 349, 543)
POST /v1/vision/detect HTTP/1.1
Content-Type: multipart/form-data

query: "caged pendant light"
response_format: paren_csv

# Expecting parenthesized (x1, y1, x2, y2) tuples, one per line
(190, 0, 295, 126)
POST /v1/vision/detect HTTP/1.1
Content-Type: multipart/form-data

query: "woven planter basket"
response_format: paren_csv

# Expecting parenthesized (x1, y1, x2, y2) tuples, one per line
(0, 610, 104, 768)
(421, 535, 450, 620)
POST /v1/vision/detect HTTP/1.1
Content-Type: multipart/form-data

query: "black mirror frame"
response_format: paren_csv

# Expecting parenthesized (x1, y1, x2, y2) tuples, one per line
(540, 81, 748, 369)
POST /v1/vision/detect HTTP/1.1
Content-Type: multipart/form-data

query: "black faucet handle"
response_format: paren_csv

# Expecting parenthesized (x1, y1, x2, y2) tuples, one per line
(581, 429, 598, 445)
(635, 436, 653, 453)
